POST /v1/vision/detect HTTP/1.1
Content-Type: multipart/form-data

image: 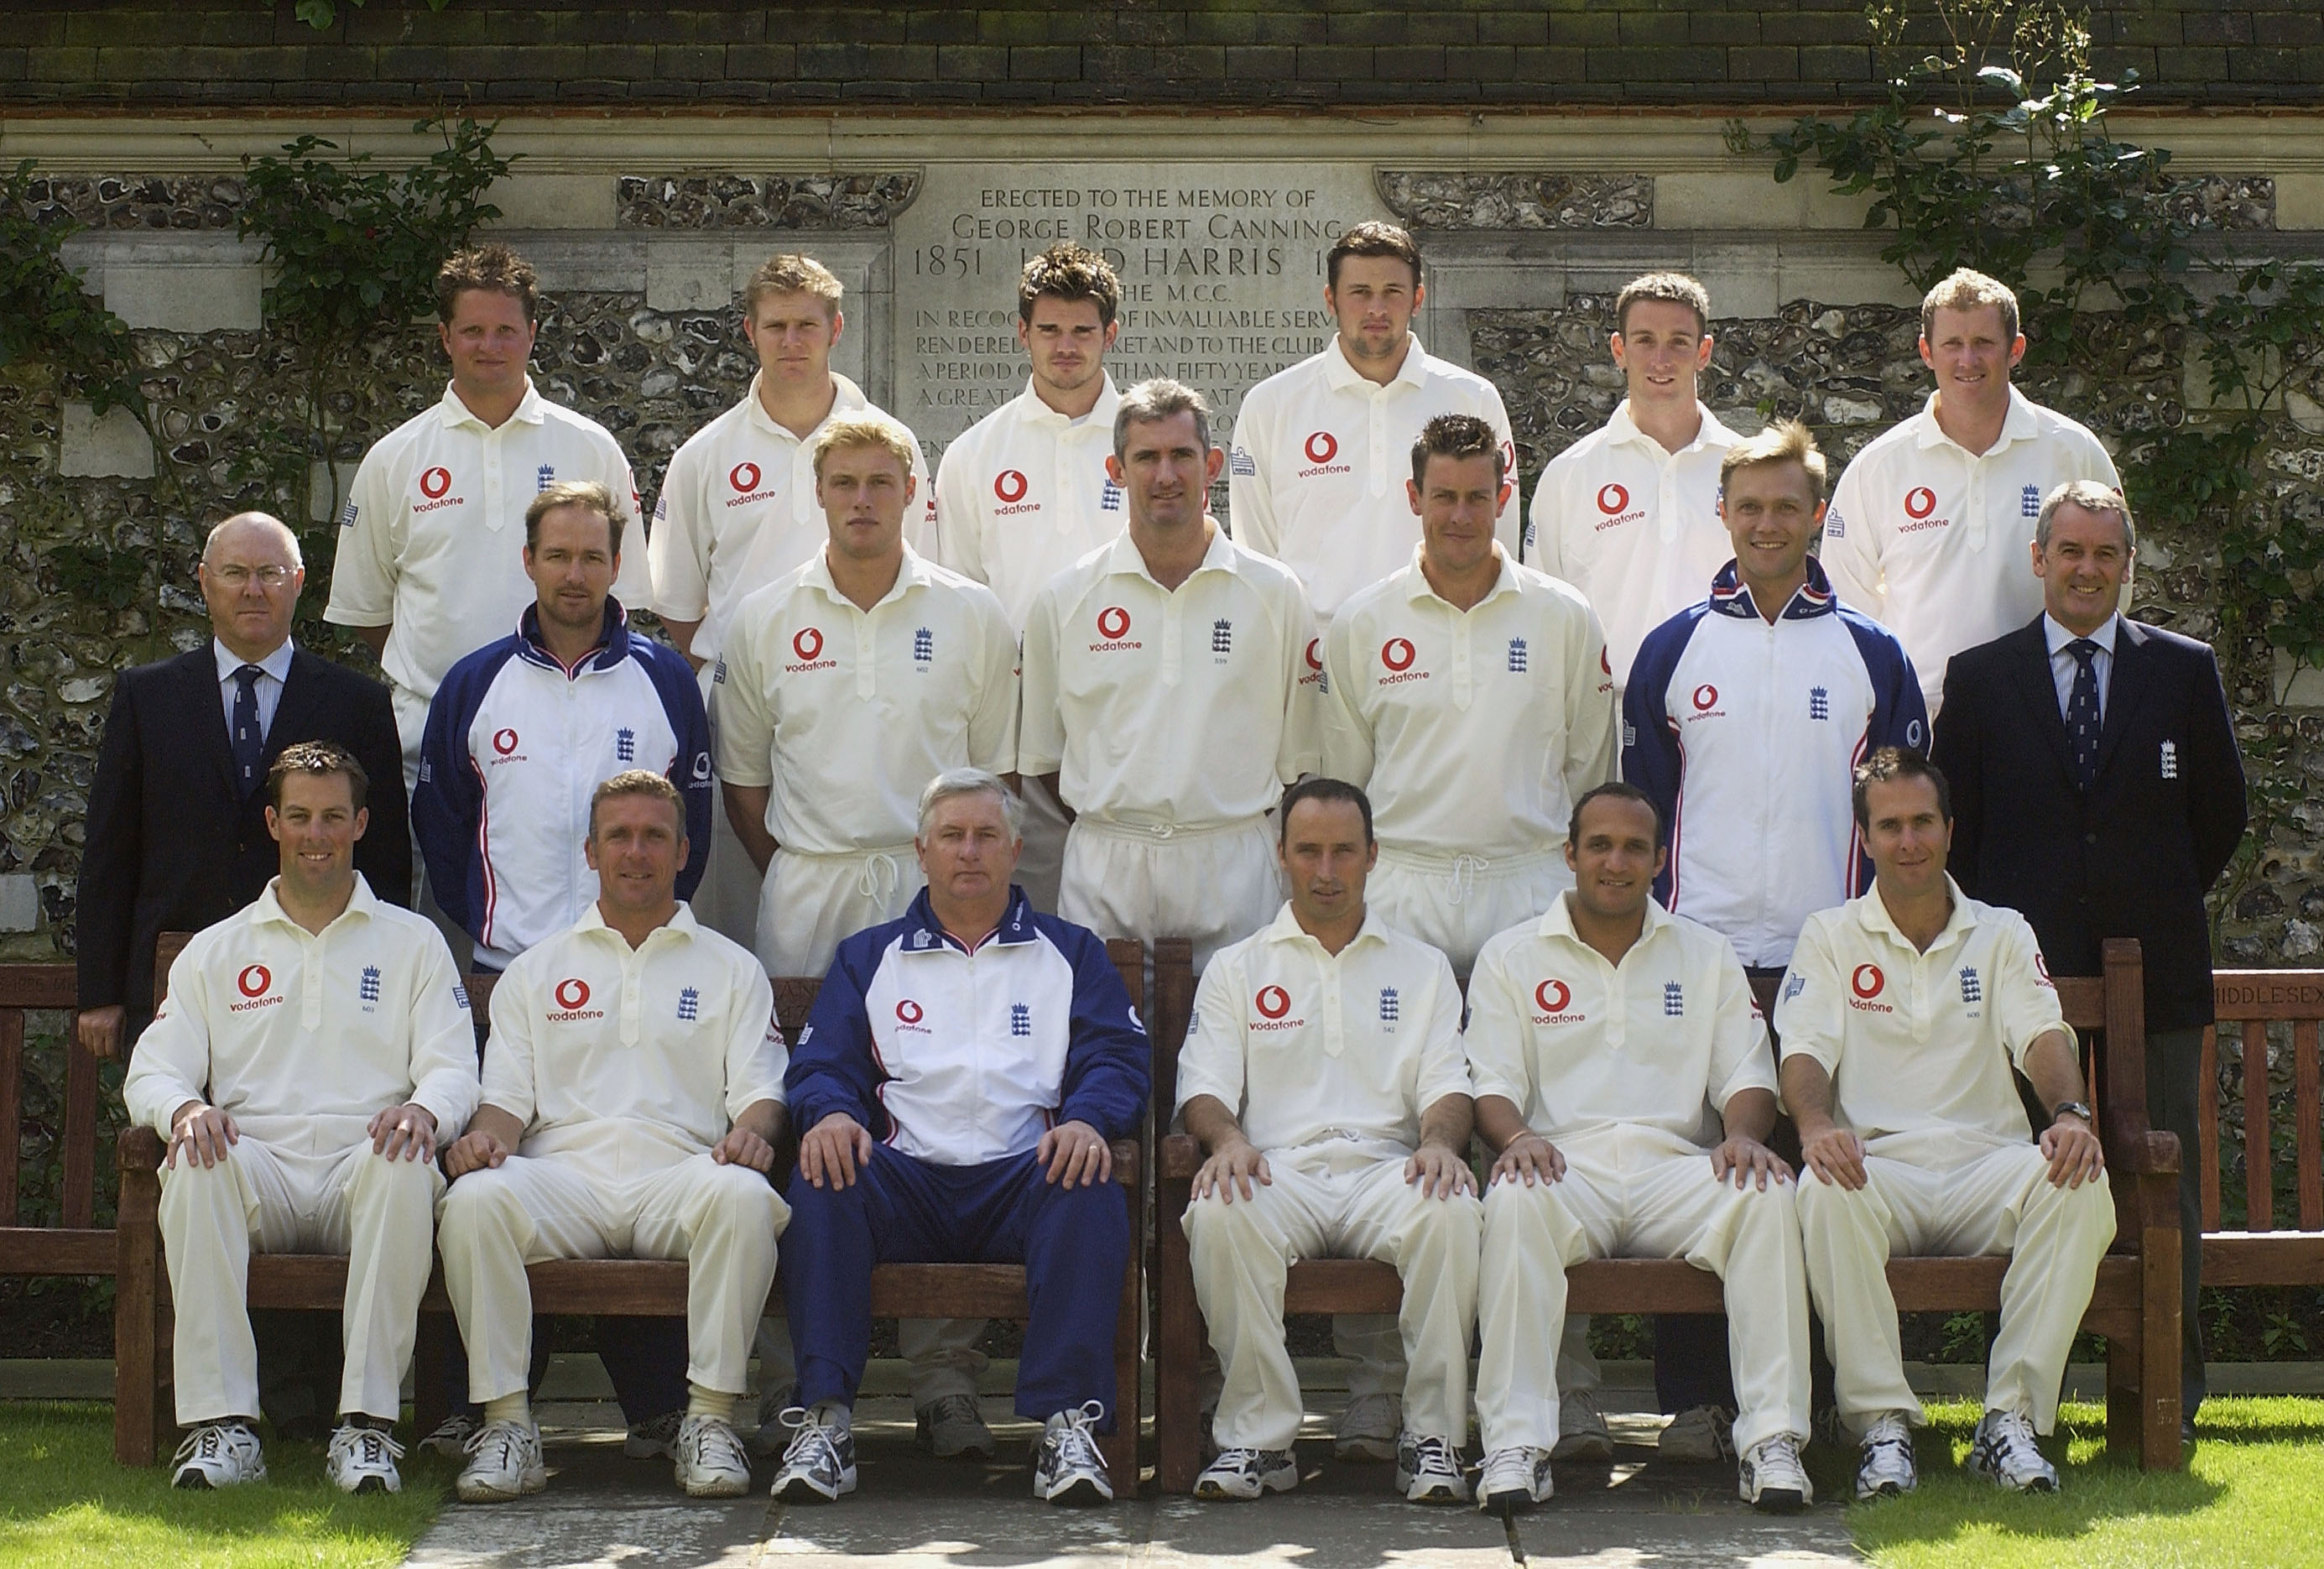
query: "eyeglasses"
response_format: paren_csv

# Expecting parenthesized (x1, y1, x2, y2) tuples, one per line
(207, 564, 295, 590)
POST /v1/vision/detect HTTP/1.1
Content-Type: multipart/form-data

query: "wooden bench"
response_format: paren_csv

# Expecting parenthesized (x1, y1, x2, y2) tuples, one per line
(0, 965, 109, 1279)
(115, 934, 1190, 1497)
(1153, 937, 2186, 1489)
(2200, 970, 2324, 1288)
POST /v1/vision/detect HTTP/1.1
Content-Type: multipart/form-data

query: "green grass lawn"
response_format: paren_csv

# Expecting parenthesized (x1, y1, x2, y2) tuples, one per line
(0, 1404, 448, 1569)
(1847, 1396, 2324, 1568)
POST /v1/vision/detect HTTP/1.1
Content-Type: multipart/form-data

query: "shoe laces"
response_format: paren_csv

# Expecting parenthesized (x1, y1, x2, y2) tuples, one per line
(681, 1415, 749, 1471)
(925, 1394, 982, 1428)
(1212, 1446, 1274, 1478)
(1047, 1400, 1107, 1468)
(1482, 1446, 1543, 1485)
(779, 1405, 846, 1471)
(1749, 1434, 1806, 1478)
(464, 1419, 534, 1467)
(173, 1422, 251, 1467)
(1983, 1410, 2043, 1462)
(1405, 1434, 1461, 1478)
(1562, 1389, 1605, 1429)
(335, 1426, 405, 1467)
(425, 1413, 477, 1443)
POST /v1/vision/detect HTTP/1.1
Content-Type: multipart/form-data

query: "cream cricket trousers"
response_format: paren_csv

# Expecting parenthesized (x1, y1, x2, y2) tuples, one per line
(1013, 775, 1071, 916)
(1797, 1139, 2117, 1436)
(159, 1136, 442, 1426)
(755, 842, 925, 980)
(1368, 845, 1572, 979)
(1476, 1132, 1811, 1457)
(1184, 1150, 1483, 1452)
(1060, 814, 1283, 973)
(438, 1151, 789, 1401)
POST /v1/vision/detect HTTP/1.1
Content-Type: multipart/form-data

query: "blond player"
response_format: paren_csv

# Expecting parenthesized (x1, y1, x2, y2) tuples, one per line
(1229, 222, 1518, 622)
(1019, 378, 1318, 971)
(1820, 268, 2122, 716)
(1465, 783, 1813, 1515)
(1178, 778, 1479, 1505)
(1322, 414, 1618, 977)
(1779, 747, 2114, 1499)
(932, 242, 1128, 913)
(649, 253, 932, 947)
(437, 772, 789, 1504)
(122, 743, 478, 1496)
(1527, 273, 1742, 692)
(326, 245, 650, 790)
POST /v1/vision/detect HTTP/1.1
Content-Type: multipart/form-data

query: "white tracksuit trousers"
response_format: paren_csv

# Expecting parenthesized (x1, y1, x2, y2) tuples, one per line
(1060, 815, 1284, 973)
(1797, 1139, 2116, 1436)
(1185, 1152, 1483, 1452)
(1475, 1132, 1811, 1457)
(438, 1150, 788, 1401)
(159, 1137, 442, 1426)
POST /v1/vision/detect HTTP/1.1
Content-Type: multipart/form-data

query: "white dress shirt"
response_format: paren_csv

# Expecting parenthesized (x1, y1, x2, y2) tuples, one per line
(214, 637, 294, 741)
(2043, 611, 2119, 722)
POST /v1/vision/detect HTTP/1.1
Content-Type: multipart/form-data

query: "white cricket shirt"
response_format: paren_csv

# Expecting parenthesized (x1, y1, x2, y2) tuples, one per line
(1017, 524, 1319, 828)
(1465, 892, 1773, 1149)
(123, 876, 480, 1158)
(932, 375, 1125, 630)
(482, 902, 785, 1173)
(649, 373, 934, 668)
(1228, 336, 1519, 620)
(1321, 547, 1617, 860)
(326, 381, 649, 705)
(713, 545, 1018, 855)
(1526, 399, 1742, 688)
(1175, 903, 1472, 1165)
(1775, 878, 2073, 1166)
(1821, 387, 2120, 713)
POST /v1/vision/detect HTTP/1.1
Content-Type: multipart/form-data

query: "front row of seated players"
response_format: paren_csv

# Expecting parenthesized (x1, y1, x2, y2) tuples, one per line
(1179, 753, 2113, 1513)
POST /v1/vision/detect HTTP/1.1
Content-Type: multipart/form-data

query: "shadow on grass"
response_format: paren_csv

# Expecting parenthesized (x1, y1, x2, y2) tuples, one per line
(0, 1402, 449, 1566)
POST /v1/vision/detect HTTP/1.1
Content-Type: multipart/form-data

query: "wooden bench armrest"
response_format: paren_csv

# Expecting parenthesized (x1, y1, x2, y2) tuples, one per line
(2103, 1118, 2181, 1179)
(1107, 1138, 1140, 1186)
(1159, 1131, 1200, 1183)
(120, 1124, 165, 1171)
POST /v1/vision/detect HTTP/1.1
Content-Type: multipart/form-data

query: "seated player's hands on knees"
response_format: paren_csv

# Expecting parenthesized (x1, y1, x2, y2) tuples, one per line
(1192, 1134, 1270, 1203)
(1710, 1132, 1793, 1191)
(1404, 1140, 1477, 1200)
(1488, 1130, 1565, 1188)
(711, 1122, 776, 1173)
(444, 1129, 510, 1180)
(2040, 1112, 2106, 1189)
(1038, 1118, 1112, 1189)
(1797, 1122, 1867, 1191)
(167, 1101, 238, 1170)
(799, 1111, 874, 1189)
(367, 1101, 439, 1163)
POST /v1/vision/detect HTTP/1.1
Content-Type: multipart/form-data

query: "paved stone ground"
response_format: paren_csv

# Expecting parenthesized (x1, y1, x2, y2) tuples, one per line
(403, 1394, 1859, 1569)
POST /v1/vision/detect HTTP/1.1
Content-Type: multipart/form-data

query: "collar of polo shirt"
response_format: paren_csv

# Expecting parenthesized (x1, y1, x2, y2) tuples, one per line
(803, 538, 938, 612)
(1102, 521, 1236, 586)
(1020, 373, 1121, 428)
(440, 378, 546, 430)
(1852, 872, 1981, 954)
(1604, 398, 1737, 457)
(1531, 884, 1677, 955)
(1321, 333, 1431, 394)
(253, 869, 383, 936)
(573, 895, 701, 947)
(1257, 899, 1394, 956)
(744, 369, 869, 442)
(1914, 383, 2040, 456)
(1400, 540, 1519, 608)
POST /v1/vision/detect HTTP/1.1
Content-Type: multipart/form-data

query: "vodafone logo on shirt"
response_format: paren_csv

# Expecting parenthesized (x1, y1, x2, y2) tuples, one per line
(414, 465, 463, 513)
(1597, 483, 1629, 513)
(785, 625, 836, 673)
(1847, 962, 1893, 1014)
(550, 975, 604, 1022)
(1899, 485, 1949, 533)
(1299, 430, 1349, 477)
(1089, 605, 1139, 652)
(1299, 636, 1326, 689)
(992, 469, 1039, 515)
(725, 461, 775, 508)
(1378, 636, 1427, 686)
(1686, 683, 1726, 722)
(894, 998, 930, 1034)
(1592, 480, 1644, 532)
(230, 961, 283, 1012)
(492, 727, 519, 756)
(1252, 984, 1304, 1031)
(1532, 977, 1584, 1024)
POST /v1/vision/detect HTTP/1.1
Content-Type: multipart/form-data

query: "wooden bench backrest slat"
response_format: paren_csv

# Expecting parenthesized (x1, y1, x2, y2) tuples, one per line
(0, 963, 86, 1231)
(2200, 1025, 2222, 1233)
(2243, 1019, 2272, 1233)
(2298, 1019, 2321, 1234)
(0, 1006, 21, 1226)
(2206, 971, 2324, 1238)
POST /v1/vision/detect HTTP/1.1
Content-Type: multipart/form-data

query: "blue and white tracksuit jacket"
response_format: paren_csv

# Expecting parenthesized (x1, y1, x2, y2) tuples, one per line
(786, 884, 1150, 1163)
(414, 599, 712, 971)
(1623, 558, 1927, 969)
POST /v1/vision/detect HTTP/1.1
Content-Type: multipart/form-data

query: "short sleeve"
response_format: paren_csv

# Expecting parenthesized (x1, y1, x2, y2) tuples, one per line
(1771, 914, 1848, 1080)
(1460, 935, 1535, 1114)
(1172, 955, 1249, 1122)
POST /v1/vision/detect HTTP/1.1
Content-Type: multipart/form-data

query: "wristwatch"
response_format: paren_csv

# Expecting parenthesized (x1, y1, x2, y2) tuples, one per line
(2051, 1100, 2094, 1125)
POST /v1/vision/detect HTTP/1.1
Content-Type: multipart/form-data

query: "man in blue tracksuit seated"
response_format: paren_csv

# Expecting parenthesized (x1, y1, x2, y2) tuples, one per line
(771, 765, 1149, 1507)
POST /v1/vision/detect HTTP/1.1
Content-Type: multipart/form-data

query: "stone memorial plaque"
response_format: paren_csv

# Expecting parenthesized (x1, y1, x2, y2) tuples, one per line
(894, 162, 1387, 458)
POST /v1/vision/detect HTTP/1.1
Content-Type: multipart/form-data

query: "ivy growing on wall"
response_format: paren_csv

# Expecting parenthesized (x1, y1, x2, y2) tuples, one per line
(0, 161, 142, 418)
(1729, 0, 2324, 934)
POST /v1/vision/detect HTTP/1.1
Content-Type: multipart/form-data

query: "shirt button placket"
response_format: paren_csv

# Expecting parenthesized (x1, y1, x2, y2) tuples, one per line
(301, 932, 322, 1029)
(1450, 607, 1473, 711)
(1160, 589, 1182, 687)
(857, 610, 878, 701)
(483, 430, 504, 531)
(622, 951, 642, 1046)
(793, 434, 814, 524)
(1368, 392, 1389, 498)
(1321, 955, 1344, 1057)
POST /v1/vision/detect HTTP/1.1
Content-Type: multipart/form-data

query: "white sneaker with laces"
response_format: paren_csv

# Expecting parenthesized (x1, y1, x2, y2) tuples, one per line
(1194, 1446, 1299, 1500)
(1395, 1432, 1468, 1504)
(1476, 1445, 1554, 1512)
(1660, 1403, 1735, 1463)
(625, 1410, 682, 1459)
(1855, 1410, 1918, 1499)
(419, 1411, 479, 1461)
(1551, 1389, 1613, 1462)
(171, 1421, 266, 1489)
(673, 1414, 753, 1498)
(916, 1393, 996, 1460)
(1333, 1392, 1403, 1462)
(769, 1405, 858, 1503)
(457, 1419, 548, 1504)
(1738, 1433, 1813, 1514)
(325, 1423, 404, 1494)
(1033, 1401, 1114, 1505)
(1967, 1408, 2059, 1493)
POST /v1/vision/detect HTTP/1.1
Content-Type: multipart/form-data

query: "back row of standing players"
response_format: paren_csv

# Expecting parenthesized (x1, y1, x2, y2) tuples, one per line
(335, 224, 2117, 992)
